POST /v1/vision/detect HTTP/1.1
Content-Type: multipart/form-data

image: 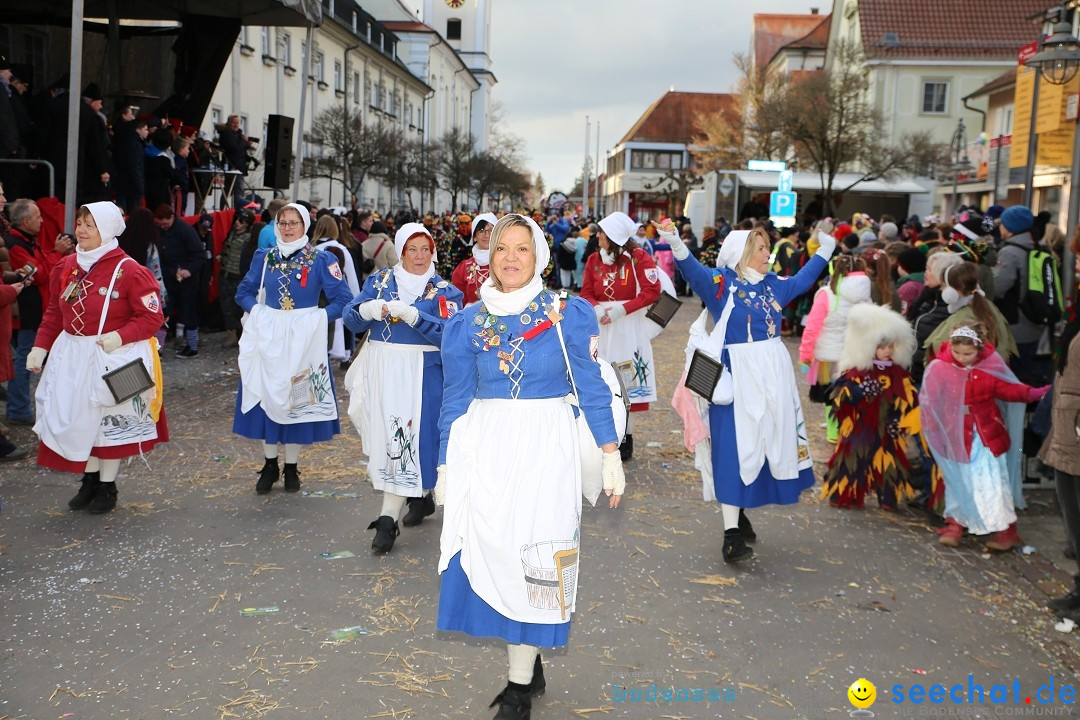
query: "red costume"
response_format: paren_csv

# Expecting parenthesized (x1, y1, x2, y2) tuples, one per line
(450, 256, 489, 306)
(579, 248, 660, 313)
(34, 248, 170, 471)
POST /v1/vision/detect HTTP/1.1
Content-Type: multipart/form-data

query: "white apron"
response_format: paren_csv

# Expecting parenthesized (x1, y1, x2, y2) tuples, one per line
(316, 240, 360, 361)
(726, 337, 812, 485)
(597, 302, 658, 404)
(34, 259, 159, 461)
(345, 339, 436, 496)
(439, 398, 583, 624)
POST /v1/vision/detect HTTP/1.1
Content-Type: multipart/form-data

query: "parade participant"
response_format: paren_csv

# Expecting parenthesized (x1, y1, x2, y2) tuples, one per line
(579, 211, 662, 461)
(436, 213, 625, 720)
(664, 222, 834, 563)
(311, 214, 361, 364)
(343, 223, 462, 552)
(921, 324, 1048, 549)
(233, 203, 352, 495)
(451, 212, 497, 306)
(437, 212, 473, 278)
(821, 303, 918, 510)
(28, 202, 169, 514)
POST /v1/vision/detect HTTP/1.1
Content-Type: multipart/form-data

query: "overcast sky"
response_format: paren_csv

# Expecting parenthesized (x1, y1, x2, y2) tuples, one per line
(478, 0, 822, 192)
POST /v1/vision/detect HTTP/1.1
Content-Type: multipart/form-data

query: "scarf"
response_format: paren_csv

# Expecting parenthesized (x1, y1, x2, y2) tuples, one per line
(479, 276, 544, 316)
(277, 235, 308, 258)
(77, 238, 119, 272)
(873, 359, 894, 370)
(393, 263, 435, 305)
(472, 245, 490, 266)
(599, 249, 616, 265)
(741, 267, 765, 284)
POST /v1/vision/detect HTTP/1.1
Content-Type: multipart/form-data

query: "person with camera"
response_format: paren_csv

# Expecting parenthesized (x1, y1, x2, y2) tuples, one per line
(219, 115, 256, 208)
(1, 235, 33, 461)
(4, 197, 49, 426)
(154, 204, 204, 358)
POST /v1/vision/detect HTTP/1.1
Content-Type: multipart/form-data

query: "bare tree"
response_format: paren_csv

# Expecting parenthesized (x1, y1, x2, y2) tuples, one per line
(307, 106, 401, 205)
(433, 127, 475, 212)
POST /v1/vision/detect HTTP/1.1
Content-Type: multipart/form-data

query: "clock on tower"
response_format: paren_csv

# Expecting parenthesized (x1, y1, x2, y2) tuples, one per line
(445, 0, 464, 7)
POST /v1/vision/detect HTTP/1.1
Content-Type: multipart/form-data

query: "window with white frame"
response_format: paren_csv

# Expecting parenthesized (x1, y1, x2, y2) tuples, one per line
(261, 27, 271, 57)
(353, 72, 360, 104)
(211, 106, 222, 127)
(280, 32, 291, 66)
(240, 27, 250, 48)
(316, 52, 325, 82)
(334, 60, 342, 90)
(921, 80, 949, 114)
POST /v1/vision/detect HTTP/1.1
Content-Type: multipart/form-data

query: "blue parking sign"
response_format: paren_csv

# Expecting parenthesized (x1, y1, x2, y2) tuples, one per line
(770, 191, 797, 218)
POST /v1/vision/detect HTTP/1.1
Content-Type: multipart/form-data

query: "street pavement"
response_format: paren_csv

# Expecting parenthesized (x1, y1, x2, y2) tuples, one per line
(2, 306, 1079, 720)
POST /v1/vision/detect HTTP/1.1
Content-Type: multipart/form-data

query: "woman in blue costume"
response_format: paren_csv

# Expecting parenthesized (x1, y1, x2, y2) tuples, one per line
(662, 221, 835, 563)
(343, 223, 463, 553)
(233, 203, 353, 495)
(435, 214, 626, 720)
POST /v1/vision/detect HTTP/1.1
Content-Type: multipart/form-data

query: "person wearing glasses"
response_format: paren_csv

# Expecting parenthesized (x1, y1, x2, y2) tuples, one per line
(233, 203, 353, 496)
(450, 212, 497, 306)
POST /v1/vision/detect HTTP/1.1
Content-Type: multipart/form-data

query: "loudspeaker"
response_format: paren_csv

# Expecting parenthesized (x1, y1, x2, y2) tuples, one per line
(263, 114, 294, 189)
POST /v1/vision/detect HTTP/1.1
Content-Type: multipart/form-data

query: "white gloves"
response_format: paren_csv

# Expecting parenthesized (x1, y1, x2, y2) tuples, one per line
(660, 228, 690, 261)
(385, 300, 419, 327)
(26, 346, 47, 373)
(357, 299, 386, 322)
(607, 304, 627, 323)
(814, 232, 837, 259)
(434, 465, 446, 507)
(97, 331, 123, 353)
(602, 450, 626, 498)
(593, 303, 607, 321)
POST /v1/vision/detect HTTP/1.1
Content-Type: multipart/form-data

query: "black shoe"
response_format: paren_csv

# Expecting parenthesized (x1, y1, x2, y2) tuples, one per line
(490, 682, 532, 720)
(369, 515, 400, 553)
(619, 434, 633, 462)
(1048, 587, 1080, 614)
(530, 655, 546, 697)
(722, 530, 753, 564)
(738, 509, 756, 543)
(68, 471, 101, 510)
(0, 446, 29, 462)
(87, 482, 118, 514)
(255, 458, 280, 494)
(283, 463, 301, 492)
(402, 493, 435, 527)
(1066, 546, 1077, 561)
(176, 346, 199, 358)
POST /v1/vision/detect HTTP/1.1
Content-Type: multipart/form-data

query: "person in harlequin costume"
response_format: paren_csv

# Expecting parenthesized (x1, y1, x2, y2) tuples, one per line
(434, 213, 625, 720)
(343, 223, 463, 553)
(821, 303, 920, 510)
(664, 223, 834, 563)
(233, 203, 354, 495)
(436, 213, 474, 278)
(28, 201, 169, 514)
(579, 211, 661, 461)
(450, 212, 497, 306)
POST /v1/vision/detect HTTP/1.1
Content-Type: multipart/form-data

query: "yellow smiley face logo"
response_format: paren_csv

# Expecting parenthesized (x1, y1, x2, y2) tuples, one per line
(848, 678, 876, 709)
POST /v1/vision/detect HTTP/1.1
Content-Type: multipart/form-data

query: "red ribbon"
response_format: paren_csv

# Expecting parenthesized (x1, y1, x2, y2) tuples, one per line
(522, 320, 553, 340)
(300, 266, 309, 287)
(439, 295, 449, 318)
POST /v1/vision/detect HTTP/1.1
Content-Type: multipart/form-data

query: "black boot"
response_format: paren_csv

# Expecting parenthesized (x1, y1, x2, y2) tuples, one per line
(529, 654, 546, 697)
(87, 482, 118, 514)
(490, 682, 532, 720)
(722, 529, 753, 564)
(402, 493, 435, 527)
(69, 471, 101, 510)
(255, 458, 280, 494)
(619, 434, 633, 462)
(1048, 585, 1080, 614)
(283, 463, 301, 492)
(738, 509, 756, 543)
(369, 515, 400, 553)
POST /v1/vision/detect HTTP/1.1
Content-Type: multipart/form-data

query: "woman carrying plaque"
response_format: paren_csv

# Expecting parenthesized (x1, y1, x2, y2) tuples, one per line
(27, 202, 169, 514)
(233, 203, 353, 495)
(663, 221, 835, 563)
(579, 211, 662, 461)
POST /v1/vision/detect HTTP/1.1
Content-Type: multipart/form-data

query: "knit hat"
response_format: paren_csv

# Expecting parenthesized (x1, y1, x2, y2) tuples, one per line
(1000, 206, 1034, 233)
(985, 204, 1005, 220)
(879, 221, 899, 240)
(897, 247, 926, 274)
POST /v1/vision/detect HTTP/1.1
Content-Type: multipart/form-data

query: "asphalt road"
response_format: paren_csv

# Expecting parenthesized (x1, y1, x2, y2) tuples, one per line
(2, 306, 1078, 720)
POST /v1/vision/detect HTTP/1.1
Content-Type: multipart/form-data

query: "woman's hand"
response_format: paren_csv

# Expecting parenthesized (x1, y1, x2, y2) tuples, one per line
(434, 465, 446, 507)
(650, 220, 688, 260)
(607, 304, 626, 323)
(26, 347, 47, 374)
(601, 450, 625, 509)
(385, 300, 419, 326)
(357, 299, 387, 321)
(97, 331, 122, 353)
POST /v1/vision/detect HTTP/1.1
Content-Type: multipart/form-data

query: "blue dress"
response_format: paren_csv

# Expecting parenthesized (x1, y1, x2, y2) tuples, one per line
(436, 291, 617, 647)
(343, 268, 463, 491)
(676, 254, 828, 507)
(232, 244, 354, 444)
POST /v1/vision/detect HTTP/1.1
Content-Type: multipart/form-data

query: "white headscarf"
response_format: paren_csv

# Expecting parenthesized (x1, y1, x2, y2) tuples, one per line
(273, 202, 311, 258)
(597, 211, 640, 247)
(714, 230, 750, 271)
(77, 202, 125, 271)
(393, 222, 436, 304)
(471, 212, 498, 266)
(478, 214, 550, 316)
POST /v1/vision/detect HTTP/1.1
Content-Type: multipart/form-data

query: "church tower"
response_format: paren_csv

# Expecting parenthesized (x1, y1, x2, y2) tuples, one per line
(422, 0, 496, 151)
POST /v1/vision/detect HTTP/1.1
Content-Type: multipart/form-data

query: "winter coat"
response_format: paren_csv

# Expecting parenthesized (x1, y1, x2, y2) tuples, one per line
(993, 231, 1042, 344)
(361, 233, 397, 271)
(923, 301, 1018, 363)
(932, 341, 1036, 457)
(1040, 332, 1080, 473)
(0, 279, 16, 382)
(908, 286, 951, 383)
(799, 272, 872, 364)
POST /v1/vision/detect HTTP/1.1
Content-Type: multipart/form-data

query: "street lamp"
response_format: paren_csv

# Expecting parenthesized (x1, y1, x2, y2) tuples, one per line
(1025, 11, 1080, 300)
(948, 117, 973, 218)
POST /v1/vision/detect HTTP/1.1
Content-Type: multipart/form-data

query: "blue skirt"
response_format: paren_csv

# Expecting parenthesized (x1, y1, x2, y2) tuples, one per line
(232, 381, 341, 444)
(438, 553, 571, 647)
(709, 402, 815, 507)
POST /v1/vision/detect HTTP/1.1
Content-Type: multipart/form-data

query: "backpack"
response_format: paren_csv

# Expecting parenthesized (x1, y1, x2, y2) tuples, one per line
(1011, 243, 1063, 325)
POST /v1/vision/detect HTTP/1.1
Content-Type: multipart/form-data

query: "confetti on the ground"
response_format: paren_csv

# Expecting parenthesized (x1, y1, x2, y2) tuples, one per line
(910, 668, 927, 675)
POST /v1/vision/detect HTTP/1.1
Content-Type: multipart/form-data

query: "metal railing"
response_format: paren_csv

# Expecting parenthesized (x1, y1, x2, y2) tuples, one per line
(0, 158, 56, 199)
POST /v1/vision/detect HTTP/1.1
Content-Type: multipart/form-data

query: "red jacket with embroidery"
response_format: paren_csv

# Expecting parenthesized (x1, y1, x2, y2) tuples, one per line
(450, 256, 489, 306)
(579, 247, 661, 313)
(35, 248, 165, 351)
(932, 341, 1037, 457)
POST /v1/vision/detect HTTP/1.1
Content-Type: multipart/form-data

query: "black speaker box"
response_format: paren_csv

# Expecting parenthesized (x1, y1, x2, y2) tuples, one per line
(263, 115, 294, 189)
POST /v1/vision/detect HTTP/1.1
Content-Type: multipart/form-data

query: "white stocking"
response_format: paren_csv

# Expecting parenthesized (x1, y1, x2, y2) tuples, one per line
(721, 503, 740, 531)
(507, 643, 539, 684)
(263, 442, 279, 460)
(99, 458, 121, 483)
(380, 492, 407, 521)
(284, 443, 300, 464)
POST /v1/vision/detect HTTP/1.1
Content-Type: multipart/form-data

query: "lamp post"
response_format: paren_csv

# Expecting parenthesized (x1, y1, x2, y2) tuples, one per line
(1025, 13, 1080, 298)
(948, 118, 973, 218)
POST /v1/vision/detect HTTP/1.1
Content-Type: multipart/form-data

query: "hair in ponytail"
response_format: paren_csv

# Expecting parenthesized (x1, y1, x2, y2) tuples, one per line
(829, 254, 867, 294)
(944, 262, 999, 347)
